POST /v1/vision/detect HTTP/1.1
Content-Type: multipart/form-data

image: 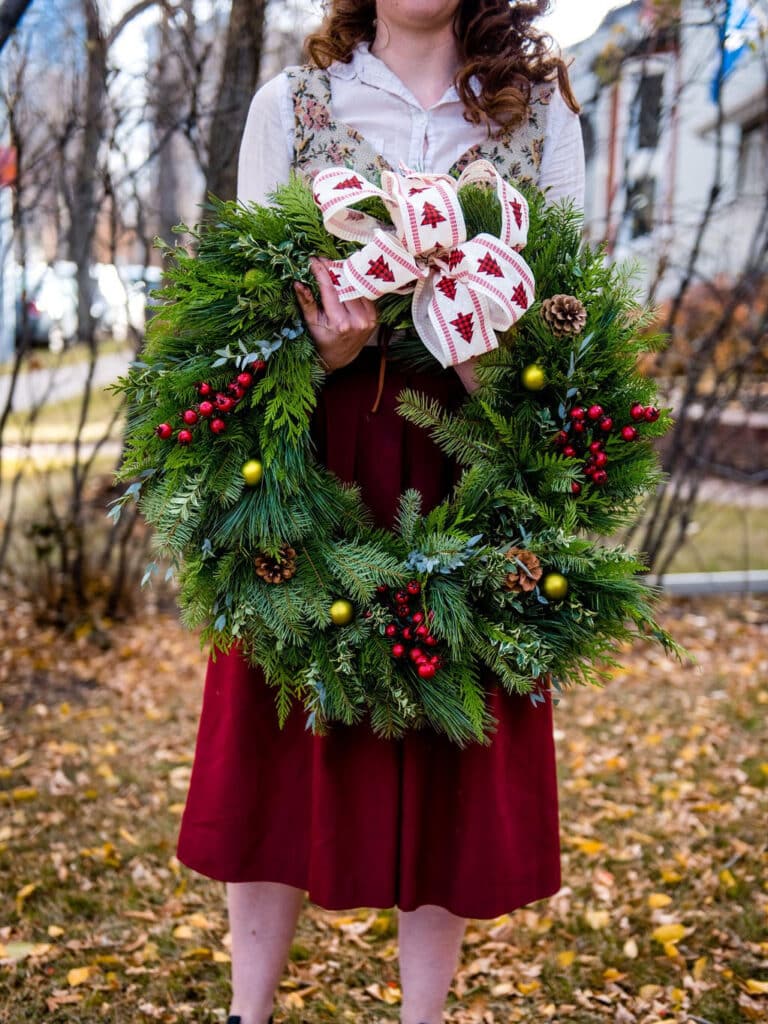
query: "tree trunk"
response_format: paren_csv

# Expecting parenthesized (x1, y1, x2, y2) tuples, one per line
(203, 0, 267, 205)
(67, 0, 107, 345)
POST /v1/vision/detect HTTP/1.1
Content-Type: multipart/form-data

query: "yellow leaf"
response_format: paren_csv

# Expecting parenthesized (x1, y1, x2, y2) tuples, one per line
(172, 925, 194, 939)
(47, 925, 65, 938)
(746, 979, 768, 994)
(556, 950, 576, 968)
(491, 982, 515, 996)
(693, 956, 707, 980)
(648, 893, 672, 909)
(213, 951, 231, 963)
(603, 967, 623, 981)
(15, 882, 39, 913)
(584, 909, 611, 929)
(284, 992, 305, 1010)
(719, 868, 737, 889)
(12, 786, 38, 802)
(660, 868, 683, 884)
(181, 947, 212, 959)
(517, 980, 540, 995)
(186, 913, 211, 929)
(67, 966, 93, 987)
(572, 837, 606, 855)
(663, 941, 682, 958)
(652, 923, 686, 944)
(623, 938, 639, 959)
(119, 828, 139, 846)
(168, 803, 185, 815)
(759, 763, 768, 776)
(639, 984, 662, 999)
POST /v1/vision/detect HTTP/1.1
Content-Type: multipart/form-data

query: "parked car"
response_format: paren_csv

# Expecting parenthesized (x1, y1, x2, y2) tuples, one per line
(14, 261, 78, 352)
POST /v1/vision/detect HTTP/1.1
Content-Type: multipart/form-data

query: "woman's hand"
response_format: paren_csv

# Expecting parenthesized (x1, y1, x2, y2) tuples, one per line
(294, 257, 378, 372)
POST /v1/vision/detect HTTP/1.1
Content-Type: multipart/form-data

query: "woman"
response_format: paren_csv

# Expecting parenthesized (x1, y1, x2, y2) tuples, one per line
(177, 2, 585, 1022)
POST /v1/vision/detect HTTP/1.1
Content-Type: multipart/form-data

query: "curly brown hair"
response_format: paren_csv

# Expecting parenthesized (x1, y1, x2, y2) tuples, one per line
(305, 0, 580, 133)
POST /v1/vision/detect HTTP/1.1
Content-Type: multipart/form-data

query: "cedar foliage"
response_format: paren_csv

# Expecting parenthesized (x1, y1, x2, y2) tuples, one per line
(112, 174, 681, 746)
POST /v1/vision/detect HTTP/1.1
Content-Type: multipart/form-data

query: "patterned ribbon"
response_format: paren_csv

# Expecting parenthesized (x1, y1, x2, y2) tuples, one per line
(312, 159, 535, 367)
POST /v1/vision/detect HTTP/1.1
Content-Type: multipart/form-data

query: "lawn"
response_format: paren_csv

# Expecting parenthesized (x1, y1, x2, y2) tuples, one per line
(1, 595, 766, 1023)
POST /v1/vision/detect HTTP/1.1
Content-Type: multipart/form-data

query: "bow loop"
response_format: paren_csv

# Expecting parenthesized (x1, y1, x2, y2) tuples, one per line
(312, 160, 536, 368)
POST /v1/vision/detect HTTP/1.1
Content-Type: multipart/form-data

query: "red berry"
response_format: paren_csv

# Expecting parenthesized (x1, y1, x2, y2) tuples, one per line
(598, 416, 613, 432)
(621, 425, 639, 442)
(363, 610, 372, 619)
(588, 440, 603, 454)
(587, 404, 603, 420)
(394, 590, 409, 604)
(228, 383, 245, 400)
(401, 627, 413, 641)
(385, 624, 398, 638)
(215, 394, 235, 413)
(630, 403, 646, 421)
(177, 429, 193, 445)
(571, 481, 582, 495)
(182, 409, 198, 425)
(237, 372, 254, 388)
(252, 359, 267, 373)
(428, 610, 435, 620)
(644, 406, 660, 422)
(573, 421, 586, 434)
(592, 468, 608, 485)
(418, 662, 436, 679)
(562, 445, 577, 458)
(409, 647, 425, 662)
(425, 634, 438, 647)
(415, 624, 428, 637)
(555, 430, 569, 446)
(397, 604, 410, 618)
(412, 611, 424, 624)
(376, 584, 389, 594)
(210, 418, 227, 434)
(406, 580, 421, 596)
(391, 643, 406, 659)
(197, 382, 212, 397)
(594, 451, 608, 468)
(198, 401, 214, 418)
(570, 407, 586, 421)
(584, 463, 596, 476)
(155, 422, 173, 440)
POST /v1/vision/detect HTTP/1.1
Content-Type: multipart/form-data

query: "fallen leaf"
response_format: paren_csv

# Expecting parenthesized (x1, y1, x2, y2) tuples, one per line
(67, 966, 93, 987)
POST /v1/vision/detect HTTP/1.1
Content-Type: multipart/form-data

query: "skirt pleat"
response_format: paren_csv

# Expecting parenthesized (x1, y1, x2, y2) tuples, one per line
(176, 348, 561, 919)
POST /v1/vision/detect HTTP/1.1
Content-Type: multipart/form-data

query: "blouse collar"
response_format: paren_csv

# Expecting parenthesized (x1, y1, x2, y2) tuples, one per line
(328, 41, 480, 110)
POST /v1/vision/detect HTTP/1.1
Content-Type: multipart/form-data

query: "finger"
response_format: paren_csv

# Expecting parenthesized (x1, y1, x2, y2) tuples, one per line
(345, 297, 378, 331)
(310, 258, 349, 324)
(293, 280, 320, 323)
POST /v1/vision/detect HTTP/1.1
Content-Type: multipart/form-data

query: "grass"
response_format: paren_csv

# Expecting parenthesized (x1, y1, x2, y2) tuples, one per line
(0, 595, 767, 1022)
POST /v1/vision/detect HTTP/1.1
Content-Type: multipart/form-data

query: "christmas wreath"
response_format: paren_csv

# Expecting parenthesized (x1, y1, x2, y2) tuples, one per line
(112, 160, 679, 746)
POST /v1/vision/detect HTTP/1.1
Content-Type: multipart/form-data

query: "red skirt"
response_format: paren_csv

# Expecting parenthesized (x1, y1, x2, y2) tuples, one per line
(176, 348, 561, 919)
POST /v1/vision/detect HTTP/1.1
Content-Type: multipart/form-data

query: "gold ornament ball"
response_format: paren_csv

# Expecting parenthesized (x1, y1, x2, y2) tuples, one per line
(541, 572, 569, 600)
(521, 364, 547, 391)
(241, 459, 264, 486)
(329, 599, 354, 626)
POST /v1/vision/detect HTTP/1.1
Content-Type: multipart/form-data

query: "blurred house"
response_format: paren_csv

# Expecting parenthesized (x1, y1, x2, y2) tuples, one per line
(566, 0, 767, 295)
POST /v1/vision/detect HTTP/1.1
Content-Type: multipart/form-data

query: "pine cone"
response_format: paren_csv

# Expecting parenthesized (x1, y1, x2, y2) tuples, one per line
(540, 293, 587, 336)
(254, 544, 297, 584)
(503, 547, 543, 593)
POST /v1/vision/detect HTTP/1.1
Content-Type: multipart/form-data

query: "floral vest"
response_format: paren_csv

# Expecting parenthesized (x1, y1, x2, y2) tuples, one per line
(284, 64, 555, 187)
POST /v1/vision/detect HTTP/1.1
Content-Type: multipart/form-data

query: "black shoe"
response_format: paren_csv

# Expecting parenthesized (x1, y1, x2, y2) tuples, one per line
(226, 1017, 273, 1024)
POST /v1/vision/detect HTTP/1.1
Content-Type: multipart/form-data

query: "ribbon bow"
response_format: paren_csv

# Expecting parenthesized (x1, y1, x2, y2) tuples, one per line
(312, 159, 535, 368)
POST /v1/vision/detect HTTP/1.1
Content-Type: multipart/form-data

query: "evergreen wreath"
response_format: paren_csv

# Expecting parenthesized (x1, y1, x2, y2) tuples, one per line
(112, 174, 680, 746)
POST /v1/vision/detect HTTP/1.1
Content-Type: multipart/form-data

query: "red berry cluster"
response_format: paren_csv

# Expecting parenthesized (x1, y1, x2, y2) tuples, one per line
(154, 364, 266, 445)
(374, 581, 444, 679)
(554, 400, 659, 493)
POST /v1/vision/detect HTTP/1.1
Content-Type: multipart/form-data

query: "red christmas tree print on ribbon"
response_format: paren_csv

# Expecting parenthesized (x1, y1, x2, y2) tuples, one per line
(451, 311, 475, 343)
(447, 250, 465, 270)
(327, 268, 342, 286)
(476, 252, 503, 278)
(335, 175, 363, 191)
(366, 255, 396, 283)
(509, 198, 524, 229)
(511, 281, 529, 309)
(421, 202, 447, 229)
(435, 276, 458, 301)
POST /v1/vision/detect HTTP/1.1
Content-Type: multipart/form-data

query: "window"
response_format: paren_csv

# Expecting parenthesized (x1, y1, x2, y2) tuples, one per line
(627, 176, 656, 238)
(637, 72, 664, 149)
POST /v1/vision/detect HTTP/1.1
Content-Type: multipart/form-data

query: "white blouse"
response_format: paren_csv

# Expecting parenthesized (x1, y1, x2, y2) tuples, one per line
(237, 42, 585, 211)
